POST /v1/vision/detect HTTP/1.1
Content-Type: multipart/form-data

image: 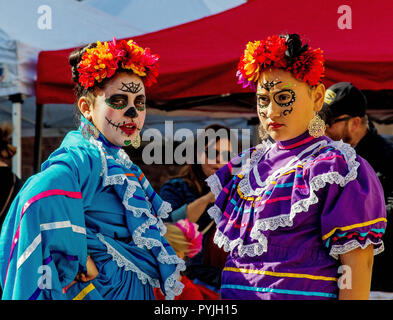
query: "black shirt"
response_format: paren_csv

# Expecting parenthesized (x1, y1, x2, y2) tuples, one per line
(0, 166, 23, 232)
(355, 122, 393, 292)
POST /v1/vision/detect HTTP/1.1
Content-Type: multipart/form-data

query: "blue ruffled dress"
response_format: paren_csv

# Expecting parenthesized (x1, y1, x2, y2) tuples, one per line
(0, 117, 185, 300)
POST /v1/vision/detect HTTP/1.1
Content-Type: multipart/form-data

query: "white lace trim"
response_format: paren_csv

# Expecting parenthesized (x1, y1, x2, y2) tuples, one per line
(210, 139, 362, 258)
(96, 232, 160, 288)
(329, 239, 385, 260)
(238, 141, 273, 196)
(252, 213, 295, 232)
(206, 174, 223, 199)
(239, 140, 326, 197)
(214, 229, 268, 257)
(207, 204, 222, 225)
(88, 138, 185, 299)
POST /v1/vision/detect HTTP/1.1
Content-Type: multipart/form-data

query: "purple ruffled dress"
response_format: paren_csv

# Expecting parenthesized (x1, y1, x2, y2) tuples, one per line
(206, 131, 387, 300)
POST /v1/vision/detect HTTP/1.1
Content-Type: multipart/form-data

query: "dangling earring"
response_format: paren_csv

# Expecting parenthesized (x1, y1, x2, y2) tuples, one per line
(308, 113, 326, 138)
(131, 132, 141, 148)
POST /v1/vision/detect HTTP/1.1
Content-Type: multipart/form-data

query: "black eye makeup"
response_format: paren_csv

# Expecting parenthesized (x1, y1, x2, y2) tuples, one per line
(273, 89, 296, 107)
(256, 87, 296, 118)
(105, 94, 128, 110)
(134, 95, 146, 111)
(257, 95, 270, 108)
(105, 94, 146, 112)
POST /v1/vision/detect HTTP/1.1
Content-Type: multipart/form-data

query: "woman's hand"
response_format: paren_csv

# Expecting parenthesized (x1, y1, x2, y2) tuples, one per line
(76, 255, 99, 282)
(62, 255, 99, 294)
(204, 191, 216, 204)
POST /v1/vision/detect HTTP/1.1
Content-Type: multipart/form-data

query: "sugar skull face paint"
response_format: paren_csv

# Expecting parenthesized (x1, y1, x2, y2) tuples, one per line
(88, 72, 147, 146)
(256, 69, 321, 141)
(262, 80, 282, 92)
(119, 81, 143, 94)
(257, 82, 296, 118)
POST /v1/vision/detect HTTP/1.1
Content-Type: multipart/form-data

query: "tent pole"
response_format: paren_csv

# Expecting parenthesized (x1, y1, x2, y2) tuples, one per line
(9, 94, 23, 178)
(34, 103, 44, 173)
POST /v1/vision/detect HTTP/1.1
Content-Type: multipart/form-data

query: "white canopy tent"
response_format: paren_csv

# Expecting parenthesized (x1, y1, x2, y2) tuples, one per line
(84, 0, 247, 34)
(0, 0, 247, 176)
(0, 0, 147, 176)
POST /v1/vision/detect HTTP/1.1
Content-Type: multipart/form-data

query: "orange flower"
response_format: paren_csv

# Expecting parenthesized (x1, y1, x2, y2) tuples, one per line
(77, 38, 159, 89)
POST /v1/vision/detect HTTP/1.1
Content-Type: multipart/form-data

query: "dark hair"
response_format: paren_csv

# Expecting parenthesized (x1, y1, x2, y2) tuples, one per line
(69, 43, 138, 124)
(69, 42, 99, 101)
(0, 122, 16, 160)
(69, 43, 139, 101)
(176, 124, 237, 196)
(281, 33, 309, 66)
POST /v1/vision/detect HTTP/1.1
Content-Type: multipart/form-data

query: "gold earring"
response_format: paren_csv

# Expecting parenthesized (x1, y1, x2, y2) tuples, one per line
(308, 113, 326, 138)
(131, 132, 141, 148)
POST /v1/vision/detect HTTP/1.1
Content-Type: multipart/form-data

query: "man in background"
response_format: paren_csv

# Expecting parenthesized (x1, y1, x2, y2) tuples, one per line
(320, 82, 393, 299)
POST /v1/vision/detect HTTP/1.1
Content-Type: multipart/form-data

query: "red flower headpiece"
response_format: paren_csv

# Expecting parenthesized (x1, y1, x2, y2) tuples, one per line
(237, 34, 324, 89)
(77, 37, 159, 89)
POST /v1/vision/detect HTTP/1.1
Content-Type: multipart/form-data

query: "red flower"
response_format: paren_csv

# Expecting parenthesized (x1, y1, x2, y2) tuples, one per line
(287, 48, 325, 86)
(237, 34, 324, 88)
(76, 38, 159, 89)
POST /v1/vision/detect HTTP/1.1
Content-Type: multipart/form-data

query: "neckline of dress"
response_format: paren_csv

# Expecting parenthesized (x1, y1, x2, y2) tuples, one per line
(275, 131, 316, 150)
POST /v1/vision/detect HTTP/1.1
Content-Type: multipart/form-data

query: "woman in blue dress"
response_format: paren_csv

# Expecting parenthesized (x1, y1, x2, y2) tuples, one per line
(0, 38, 185, 300)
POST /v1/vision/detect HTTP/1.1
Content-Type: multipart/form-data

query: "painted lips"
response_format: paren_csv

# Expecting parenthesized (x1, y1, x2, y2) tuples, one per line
(268, 122, 284, 129)
(119, 123, 137, 135)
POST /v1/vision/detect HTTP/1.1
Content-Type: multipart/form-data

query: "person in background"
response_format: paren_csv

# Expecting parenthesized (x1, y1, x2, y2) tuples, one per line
(154, 219, 219, 300)
(0, 122, 24, 298)
(320, 82, 393, 299)
(159, 124, 236, 292)
(0, 122, 23, 233)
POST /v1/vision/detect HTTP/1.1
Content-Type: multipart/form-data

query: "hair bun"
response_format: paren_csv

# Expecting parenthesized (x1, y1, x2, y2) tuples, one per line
(282, 33, 309, 64)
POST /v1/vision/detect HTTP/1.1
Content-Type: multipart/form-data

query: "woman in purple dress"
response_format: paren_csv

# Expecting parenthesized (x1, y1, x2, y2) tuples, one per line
(206, 34, 387, 300)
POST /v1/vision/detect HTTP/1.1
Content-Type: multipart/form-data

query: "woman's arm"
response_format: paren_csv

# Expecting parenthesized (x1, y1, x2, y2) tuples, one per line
(186, 192, 216, 223)
(338, 245, 374, 300)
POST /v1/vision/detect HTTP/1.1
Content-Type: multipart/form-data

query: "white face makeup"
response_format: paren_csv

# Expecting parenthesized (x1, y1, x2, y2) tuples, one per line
(83, 72, 146, 147)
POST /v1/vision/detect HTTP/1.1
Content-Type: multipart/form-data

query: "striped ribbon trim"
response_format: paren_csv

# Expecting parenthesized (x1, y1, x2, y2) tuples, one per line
(72, 283, 96, 300)
(29, 252, 79, 300)
(4, 190, 83, 286)
(224, 267, 338, 282)
(277, 135, 315, 150)
(322, 217, 387, 241)
(221, 284, 337, 298)
(16, 220, 86, 270)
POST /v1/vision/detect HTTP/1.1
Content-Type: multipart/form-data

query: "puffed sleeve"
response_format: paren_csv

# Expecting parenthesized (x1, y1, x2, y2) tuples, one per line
(309, 144, 387, 260)
(0, 142, 103, 300)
